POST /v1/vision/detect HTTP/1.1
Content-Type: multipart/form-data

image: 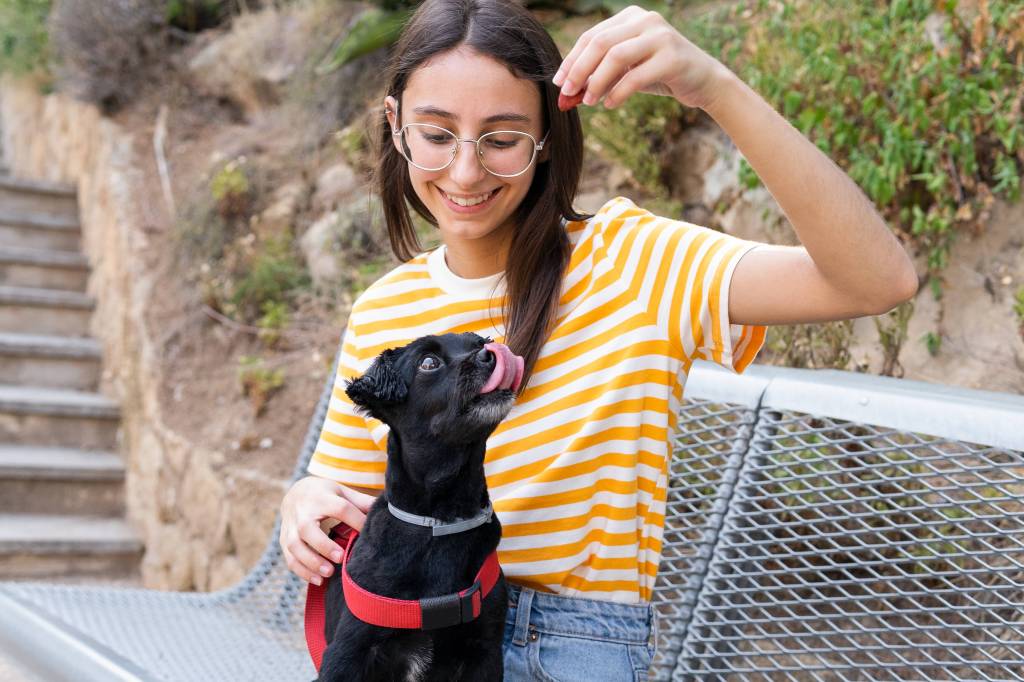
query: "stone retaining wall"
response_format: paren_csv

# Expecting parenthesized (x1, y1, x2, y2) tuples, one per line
(0, 74, 282, 591)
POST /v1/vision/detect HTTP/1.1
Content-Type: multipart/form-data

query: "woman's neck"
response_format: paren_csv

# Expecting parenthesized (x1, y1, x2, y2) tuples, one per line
(443, 242, 507, 279)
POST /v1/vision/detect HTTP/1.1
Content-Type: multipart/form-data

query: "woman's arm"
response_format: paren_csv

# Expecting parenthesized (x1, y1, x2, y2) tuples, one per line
(703, 70, 919, 325)
(554, 6, 918, 326)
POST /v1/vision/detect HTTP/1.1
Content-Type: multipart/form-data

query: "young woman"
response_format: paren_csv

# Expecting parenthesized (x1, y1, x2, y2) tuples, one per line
(280, 0, 917, 677)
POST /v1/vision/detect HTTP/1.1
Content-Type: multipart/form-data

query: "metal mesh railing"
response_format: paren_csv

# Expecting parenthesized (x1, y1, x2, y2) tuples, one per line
(649, 396, 760, 679)
(675, 408, 1024, 681)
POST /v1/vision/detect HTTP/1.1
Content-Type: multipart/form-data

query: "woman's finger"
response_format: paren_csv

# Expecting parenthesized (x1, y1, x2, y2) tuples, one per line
(299, 499, 360, 563)
(557, 14, 647, 97)
(579, 35, 654, 106)
(283, 528, 334, 584)
(604, 55, 664, 109)
(554, 5, 647, 90)
(339, 486, 377, 515)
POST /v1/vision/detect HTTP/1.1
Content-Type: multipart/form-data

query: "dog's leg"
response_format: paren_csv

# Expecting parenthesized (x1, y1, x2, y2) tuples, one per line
(318, 613, 376, 682)
(446, 642, 503, 682)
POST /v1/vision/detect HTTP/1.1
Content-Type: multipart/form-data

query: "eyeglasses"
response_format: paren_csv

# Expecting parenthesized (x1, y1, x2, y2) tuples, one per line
(387, 102, 548, 178)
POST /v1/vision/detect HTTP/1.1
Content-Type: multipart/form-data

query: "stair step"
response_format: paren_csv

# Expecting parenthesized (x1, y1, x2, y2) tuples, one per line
(0, 332, 101, 390)
(0, 285, 92, 309)
(0, 445, 125, 516)
(0, 384, 120, 450)
(0, 246, 90, 290)
(0, 513, 143, 579)
(0, 384, 118, 419)
(0, 444, 122, 479)
(0, 176, 76, 197)
(0, 285, 94, 336)
(0, 210, 78, 231)
(0, 211, 80, 251)
(0, 178, 78, 223)
(0, 331, 100, 359)
(0, 245, 87, 269)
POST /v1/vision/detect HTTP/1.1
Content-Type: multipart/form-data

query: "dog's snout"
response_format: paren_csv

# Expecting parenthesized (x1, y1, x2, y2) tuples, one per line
(476, 347, 495, 368)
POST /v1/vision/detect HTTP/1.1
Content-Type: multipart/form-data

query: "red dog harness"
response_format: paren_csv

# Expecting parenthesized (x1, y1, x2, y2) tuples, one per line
(304, 522, 502, 672)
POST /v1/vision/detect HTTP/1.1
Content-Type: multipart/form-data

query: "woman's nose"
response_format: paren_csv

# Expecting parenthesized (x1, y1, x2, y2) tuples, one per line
(449, 141, 489, 185)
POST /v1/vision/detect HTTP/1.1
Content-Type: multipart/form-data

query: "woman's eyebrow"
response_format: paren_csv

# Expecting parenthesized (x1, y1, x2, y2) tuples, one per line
(412, 105, 531, 124)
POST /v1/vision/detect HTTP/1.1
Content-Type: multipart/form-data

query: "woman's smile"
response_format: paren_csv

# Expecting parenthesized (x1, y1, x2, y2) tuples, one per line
(438, 186, 502, 213)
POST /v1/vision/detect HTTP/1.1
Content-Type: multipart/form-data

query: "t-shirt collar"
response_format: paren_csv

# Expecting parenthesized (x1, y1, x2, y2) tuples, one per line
(427, 243, 507, 300)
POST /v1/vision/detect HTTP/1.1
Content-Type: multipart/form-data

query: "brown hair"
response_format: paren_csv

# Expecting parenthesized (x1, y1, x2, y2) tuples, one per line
(373, 0, 592, 393)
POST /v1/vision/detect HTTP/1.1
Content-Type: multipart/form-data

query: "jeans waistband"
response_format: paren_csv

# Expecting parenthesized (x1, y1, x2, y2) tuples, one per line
(507, 582, 655, 647)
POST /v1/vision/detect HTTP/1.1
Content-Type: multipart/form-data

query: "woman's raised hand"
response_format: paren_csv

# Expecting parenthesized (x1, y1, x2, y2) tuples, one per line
(553, 5, 731, 112)
(279, 475, 377, 585)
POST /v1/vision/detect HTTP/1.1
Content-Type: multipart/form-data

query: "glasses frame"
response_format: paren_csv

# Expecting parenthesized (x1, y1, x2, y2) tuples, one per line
(387, 101, 549, 178)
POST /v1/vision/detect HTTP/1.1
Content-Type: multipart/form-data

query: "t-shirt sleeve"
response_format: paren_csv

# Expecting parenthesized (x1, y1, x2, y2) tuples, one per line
(306, 320, 387, 489)
(599, 197, 767, 373)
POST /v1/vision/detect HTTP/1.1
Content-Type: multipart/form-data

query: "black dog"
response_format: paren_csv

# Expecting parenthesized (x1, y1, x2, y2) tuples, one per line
(318, 332, 524, 681)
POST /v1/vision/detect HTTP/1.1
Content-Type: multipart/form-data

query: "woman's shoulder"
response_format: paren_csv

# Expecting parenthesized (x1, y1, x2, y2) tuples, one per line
(349, 247, 436, 317)
(572, 195, 672, 228)
(569, 195, 676, 242)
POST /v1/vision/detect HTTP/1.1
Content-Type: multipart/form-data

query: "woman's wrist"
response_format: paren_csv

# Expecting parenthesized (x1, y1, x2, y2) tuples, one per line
(695, 62, 741, 118)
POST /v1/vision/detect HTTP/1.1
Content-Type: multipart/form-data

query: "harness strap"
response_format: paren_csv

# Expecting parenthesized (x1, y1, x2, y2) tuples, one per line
(304, 523, 502, 672)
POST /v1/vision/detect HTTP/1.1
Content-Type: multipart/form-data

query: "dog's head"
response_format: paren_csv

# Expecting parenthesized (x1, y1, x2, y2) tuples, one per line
(345, 332, 524, 447)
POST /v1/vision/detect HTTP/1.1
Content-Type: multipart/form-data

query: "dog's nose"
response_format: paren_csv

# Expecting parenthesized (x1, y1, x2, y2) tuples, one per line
(476, 347, 495, 368)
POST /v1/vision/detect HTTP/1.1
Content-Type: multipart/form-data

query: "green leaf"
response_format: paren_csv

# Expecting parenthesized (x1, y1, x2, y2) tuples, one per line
(317, 7, 414, 75)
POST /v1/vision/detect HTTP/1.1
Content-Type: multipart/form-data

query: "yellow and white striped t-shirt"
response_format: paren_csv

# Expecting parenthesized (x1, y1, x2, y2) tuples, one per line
(308, 196, 767, 604)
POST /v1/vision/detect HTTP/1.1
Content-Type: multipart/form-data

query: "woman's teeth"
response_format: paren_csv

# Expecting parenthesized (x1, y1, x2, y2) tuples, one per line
(443, 189, 496, 207)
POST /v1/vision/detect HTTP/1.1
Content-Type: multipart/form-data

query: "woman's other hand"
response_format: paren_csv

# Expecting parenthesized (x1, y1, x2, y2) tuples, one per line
(553, 5, 731, 112)
(279, 475, 378, 585)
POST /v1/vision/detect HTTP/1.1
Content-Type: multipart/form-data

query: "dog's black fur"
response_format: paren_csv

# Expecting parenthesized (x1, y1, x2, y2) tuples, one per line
(318, 332, 514, 681)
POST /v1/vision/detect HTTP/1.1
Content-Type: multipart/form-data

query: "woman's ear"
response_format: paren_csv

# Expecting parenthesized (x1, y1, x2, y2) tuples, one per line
(384, 95, 405, 156)
(384, 95, 399, 133)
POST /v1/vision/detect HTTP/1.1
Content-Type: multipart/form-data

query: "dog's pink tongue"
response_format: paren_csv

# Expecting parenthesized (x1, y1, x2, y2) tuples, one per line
(481, 342, 525, 394)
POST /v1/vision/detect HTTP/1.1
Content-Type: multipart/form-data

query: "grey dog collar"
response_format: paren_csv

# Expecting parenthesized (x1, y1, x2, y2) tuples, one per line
(387, 501, 494, 536)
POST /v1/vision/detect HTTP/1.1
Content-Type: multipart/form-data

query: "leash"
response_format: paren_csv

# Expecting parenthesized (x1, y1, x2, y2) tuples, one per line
(304, 519, 502, 672)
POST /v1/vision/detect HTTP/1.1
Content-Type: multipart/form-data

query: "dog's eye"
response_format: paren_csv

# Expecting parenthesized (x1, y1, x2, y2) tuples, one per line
(418, 355, 441, 372)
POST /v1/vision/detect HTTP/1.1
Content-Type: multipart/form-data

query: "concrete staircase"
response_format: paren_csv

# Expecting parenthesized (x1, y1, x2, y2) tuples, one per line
(0, 174, 143, 583)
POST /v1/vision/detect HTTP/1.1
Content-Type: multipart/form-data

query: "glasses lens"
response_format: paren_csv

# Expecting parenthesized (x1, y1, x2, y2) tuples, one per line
(399, 125, 536, 176)
(478, 131, 536, 176)
(400, 124, 457, 171)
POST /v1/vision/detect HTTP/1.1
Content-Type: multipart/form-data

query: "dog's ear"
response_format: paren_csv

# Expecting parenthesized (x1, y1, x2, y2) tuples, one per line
(345, 348, 408, 417)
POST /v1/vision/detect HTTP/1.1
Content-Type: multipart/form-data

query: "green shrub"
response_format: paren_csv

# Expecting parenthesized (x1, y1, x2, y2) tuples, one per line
(210, 158, 253, 222)
(228, 233, 311, 322)
(237, 355, 285, 417)
(683, 0, 1024, 273)
(256, 299, 289, 349)
(0, 0, 51, 76)
(579, 93, 682, 195)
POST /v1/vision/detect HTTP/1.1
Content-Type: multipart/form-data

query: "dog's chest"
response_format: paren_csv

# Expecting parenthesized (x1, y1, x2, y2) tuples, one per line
(404, 642, 433, 681)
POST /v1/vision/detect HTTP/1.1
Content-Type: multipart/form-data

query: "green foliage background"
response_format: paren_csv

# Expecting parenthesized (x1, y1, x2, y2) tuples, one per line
(0, 0, 50, 76)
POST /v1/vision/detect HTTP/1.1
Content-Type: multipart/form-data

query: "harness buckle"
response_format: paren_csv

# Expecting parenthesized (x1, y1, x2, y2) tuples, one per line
(419, 579, 482, 630)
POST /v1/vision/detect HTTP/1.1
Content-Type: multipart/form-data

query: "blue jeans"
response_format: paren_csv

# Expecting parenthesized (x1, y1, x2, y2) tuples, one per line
(502, 583, 658, 681)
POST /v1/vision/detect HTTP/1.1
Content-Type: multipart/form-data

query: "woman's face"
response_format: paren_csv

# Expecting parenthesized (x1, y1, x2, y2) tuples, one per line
(385, 47, 546, 257)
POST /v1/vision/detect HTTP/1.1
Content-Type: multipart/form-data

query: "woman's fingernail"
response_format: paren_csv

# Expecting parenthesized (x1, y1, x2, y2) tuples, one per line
(553, 69, 565, 86)
(320, 565, 332, 576)
(311, 576, 322, 586)
(561, 80, 576, 96)
(331, 551, 342, 562)
(583, 91, 596, 106)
